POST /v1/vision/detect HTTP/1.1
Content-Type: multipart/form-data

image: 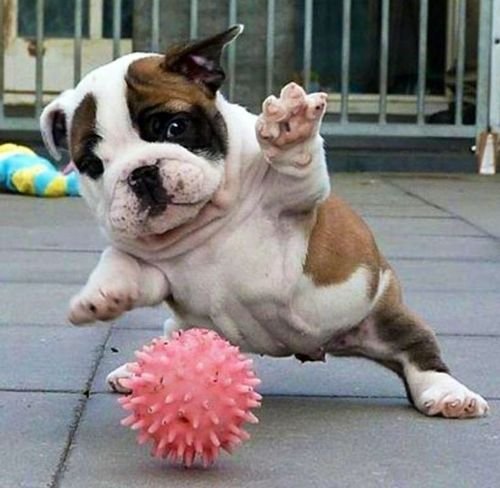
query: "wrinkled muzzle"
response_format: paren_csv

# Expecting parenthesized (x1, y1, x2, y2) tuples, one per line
(106, 144, 224, 238)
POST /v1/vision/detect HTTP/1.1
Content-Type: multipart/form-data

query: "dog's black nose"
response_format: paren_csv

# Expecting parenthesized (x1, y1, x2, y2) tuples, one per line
(128, 165, 167, 209)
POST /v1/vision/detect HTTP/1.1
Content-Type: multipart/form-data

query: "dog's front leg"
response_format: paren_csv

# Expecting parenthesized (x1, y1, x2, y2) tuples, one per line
(256, 82, 330, 210)
(69, 246, 169, 325)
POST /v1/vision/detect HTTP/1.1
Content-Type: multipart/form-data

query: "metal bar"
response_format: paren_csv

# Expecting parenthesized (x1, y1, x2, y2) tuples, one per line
(151, 0, 160, 52)
(340, 0, 351, 122)
(266, 0, 275, 94)
(416, 0, 428, 125)
(320, 121, 476, 138)
(454, 0, 467, 125)
(0, 0, 5, 120)
(476, 0, 493, 134)
(90, 0, 103, 39)
(35, 0, 45, 117)
(378, 0, 390, 123)
(112, 0, 122, 59)
(303, 0, 313, 92)
(74, 0, 83, 85)
(445, 0, 457, 72)
(491, 0, 500, 129)
(190, 0, 198, 39)
(227, 0, 237, 101)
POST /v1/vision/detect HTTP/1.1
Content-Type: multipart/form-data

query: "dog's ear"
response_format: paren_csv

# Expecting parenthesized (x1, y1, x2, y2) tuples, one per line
(40, 90, 74, 160)
(163, 24, 243, 94)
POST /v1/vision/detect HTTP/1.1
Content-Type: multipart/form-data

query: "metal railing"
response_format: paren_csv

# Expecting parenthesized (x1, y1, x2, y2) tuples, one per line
(0, 0, 498, 143)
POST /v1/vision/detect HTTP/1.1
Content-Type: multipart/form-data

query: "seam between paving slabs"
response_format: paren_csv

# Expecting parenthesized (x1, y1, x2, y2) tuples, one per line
(0, 388, 82, 394)
(89, 390, 500, 401)
(384, 178, 500, 244)
(48, 327, 112, 488)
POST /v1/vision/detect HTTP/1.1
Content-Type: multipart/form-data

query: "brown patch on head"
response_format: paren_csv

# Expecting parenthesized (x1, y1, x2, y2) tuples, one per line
(70, 93, 104, 179)
(70, 93, 97, 159)
(126, 56, 228, 158)
(126, 56, 217, 120)
(304, 196, 383, 293)
(125, 27, 243, 156)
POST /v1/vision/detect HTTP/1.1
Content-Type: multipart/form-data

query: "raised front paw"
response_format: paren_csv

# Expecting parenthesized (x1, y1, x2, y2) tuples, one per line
(415, 372, 489, 419)
(68, 282, 139, 325)
(256, 82, 327, 167)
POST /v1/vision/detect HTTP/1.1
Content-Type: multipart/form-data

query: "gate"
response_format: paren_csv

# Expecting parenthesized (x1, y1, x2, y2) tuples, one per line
(0, 0, 498, 169)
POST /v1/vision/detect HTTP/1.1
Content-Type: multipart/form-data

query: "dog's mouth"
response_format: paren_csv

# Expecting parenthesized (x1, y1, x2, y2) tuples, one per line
(145, 196, 197, 218)
(136, 197, 226, 248)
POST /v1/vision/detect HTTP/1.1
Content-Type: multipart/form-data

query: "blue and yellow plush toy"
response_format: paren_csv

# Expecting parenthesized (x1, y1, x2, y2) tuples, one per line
(0, 143, 79, 197)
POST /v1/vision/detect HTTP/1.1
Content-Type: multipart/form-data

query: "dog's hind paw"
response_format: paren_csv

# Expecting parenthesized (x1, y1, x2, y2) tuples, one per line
(106, 363, 134, 394)
(412, 371, 489, 419)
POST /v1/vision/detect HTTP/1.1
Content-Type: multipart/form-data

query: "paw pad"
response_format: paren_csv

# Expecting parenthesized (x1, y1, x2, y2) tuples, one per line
(256, 82, 327, 163)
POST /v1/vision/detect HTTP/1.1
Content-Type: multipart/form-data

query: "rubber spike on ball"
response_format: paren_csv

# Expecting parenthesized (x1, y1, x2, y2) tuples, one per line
(119, 328, 262, 467)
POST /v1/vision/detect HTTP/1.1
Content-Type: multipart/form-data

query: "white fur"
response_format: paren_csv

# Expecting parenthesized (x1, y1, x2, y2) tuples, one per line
(291, 267, 376, 350)
(50, 55, 489, 419)
(47, 55, 387, 355)
(404, 364, 489, 418)
(69, 247, 169, 324)
(107, 363, 133, 393)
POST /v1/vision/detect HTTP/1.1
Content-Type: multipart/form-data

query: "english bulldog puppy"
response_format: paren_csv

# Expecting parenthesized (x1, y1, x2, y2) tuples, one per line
(41, 26, 488, 418)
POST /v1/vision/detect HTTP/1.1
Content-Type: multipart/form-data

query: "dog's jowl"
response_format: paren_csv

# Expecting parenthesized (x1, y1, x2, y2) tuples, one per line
(40, 25, 488, 419)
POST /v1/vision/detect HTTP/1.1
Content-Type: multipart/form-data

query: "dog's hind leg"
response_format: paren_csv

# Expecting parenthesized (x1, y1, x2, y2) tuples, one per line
(107, 364, 134, 393)
(107, 317, 182, 393)
(326, 280, 489, 418)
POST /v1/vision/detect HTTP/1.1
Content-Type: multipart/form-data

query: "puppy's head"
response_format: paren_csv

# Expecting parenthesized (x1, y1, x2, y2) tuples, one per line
(41, 26, 242, 244)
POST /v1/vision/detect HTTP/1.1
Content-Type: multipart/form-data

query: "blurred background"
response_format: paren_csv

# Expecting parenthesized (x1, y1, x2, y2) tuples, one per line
(0, 0, 498, 172)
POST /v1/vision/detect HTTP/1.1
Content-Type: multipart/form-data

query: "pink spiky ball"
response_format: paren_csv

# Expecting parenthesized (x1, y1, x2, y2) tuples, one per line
(118, 328, 262, 467)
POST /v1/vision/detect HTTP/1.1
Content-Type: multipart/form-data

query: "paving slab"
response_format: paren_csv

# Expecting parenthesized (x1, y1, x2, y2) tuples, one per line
(0, 392, 82, 488)
(92, 328, 499, 399)
(0, 281, 168, 329)
(405, 290, 500, 335)
(115, 305, 170, 329)
(353, 204, 449, 218)
(364, 216, 483, 236)
(0, 249, 99, 284)
(0, 282, 82, 327)
(0, 325, 108, 391)
(58, 394, 500, 488)
(1, 175, 499, 488)
(375, 234, 500, 260)
(332, 174, 411, 200)
(391, 260, 500, 291)
(387, 175, 500, 238)
(0, 224, 106, 251)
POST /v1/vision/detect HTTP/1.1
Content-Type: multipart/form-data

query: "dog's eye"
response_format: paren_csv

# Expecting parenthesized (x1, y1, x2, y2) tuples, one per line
(145, 114, 190, 142)
(78, 154, 104, 179)
(166, 118, 188, 139)
(147, 115, 163, 139)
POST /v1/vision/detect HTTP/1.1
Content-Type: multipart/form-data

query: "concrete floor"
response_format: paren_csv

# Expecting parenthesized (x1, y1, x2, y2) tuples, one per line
(1, 173, 499, 488)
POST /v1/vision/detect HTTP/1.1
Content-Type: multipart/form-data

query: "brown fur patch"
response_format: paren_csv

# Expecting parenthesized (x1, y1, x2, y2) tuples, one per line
(70, 93, 97, 162)
(373, 277, 449, 374)
(304, 195, 383, 295)
(126, 56, 217, 123)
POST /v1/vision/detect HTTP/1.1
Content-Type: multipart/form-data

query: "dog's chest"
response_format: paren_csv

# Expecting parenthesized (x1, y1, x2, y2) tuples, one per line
(161, 209, 374, 355)
(168, 211, 304, 307)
